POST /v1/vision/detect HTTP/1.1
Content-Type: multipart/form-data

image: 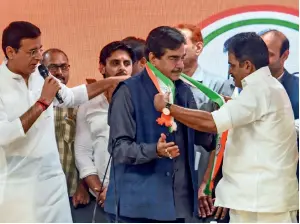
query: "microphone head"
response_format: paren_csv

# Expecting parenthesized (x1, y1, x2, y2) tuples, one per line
(38, 64, 49, 79)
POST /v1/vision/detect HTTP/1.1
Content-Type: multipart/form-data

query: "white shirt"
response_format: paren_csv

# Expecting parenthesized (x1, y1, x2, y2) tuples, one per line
(0, 62, 88, 222)
(75, 94, 110, 193)
(211, 66, 298, 212)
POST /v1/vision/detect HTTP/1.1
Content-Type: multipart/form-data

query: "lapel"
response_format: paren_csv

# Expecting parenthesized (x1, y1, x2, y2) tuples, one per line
(174, 80, 187, 107)
(140, 69, 160, 103)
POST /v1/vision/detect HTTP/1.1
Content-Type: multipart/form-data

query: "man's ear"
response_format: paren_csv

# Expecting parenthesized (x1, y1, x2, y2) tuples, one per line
(195, 41, 203, 56)
(280, 50, 289, 64)
(99, 63, 105, 75)
(140, 57, 147, 67)
(6, 46, 17, 60)
(243, 60, 255, 74)
(149, 53, 158, 66)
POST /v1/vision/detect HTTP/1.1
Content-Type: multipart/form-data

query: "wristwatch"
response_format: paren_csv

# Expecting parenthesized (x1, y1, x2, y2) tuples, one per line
(162, 102, 172, 115)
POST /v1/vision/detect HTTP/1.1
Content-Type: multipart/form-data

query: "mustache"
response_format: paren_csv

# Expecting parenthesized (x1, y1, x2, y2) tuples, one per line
(53, 75, 65, 82)
(116, 71, 127, 76)
(171, 68, 183, 73)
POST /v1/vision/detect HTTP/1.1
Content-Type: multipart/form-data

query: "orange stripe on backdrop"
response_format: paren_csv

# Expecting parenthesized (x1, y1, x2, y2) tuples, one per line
(0, 0, 298, 87)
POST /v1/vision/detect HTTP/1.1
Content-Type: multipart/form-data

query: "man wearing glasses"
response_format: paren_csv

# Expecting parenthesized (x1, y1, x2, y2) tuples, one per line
(0, 21, 128, 223)
(42, 49, 91, 222)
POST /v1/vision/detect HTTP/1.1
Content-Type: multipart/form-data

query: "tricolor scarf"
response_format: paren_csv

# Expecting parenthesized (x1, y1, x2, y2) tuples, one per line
(146, 61, 227, 195)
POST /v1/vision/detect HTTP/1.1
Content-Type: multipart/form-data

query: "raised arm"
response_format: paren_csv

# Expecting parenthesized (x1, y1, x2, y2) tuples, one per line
(0, 76, 61, 146)
(55, 76, 130, 108)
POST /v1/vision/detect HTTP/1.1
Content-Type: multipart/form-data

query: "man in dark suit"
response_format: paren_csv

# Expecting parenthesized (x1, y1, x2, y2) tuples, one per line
(260, 29, 298, 120)
(104, 26, 215, 223)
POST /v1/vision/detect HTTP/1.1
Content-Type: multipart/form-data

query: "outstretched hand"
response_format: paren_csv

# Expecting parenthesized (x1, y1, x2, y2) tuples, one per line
(156, 133, 180, 159)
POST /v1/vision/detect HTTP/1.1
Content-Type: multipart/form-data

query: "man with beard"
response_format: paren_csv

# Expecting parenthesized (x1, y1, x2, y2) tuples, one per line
(104, 26, 214, 223)
(75, 41, 134, 222)
(153, 32, 298, 223)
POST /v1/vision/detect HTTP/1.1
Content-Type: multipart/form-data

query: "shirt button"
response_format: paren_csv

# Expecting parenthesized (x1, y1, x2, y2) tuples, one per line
(166, 172, 171, 176)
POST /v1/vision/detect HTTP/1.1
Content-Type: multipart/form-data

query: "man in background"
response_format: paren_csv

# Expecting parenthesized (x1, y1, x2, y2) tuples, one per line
(42, 49, 90, 222)
(122, 36, 146, 75)
(75, 41, 134, 223)
(260, 29, 298, 123)
(175, 23, 234, 108)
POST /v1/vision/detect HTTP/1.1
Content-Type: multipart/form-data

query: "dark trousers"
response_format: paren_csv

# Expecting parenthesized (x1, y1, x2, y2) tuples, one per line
(106, 213, 185, 223)
(70, 196, 108, 223)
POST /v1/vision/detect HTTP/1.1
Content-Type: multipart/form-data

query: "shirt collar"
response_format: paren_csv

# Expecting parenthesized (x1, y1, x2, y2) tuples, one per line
(241, 66, 271, 88)
(1, 60, 24, 80)
(277, 72, 285, 82)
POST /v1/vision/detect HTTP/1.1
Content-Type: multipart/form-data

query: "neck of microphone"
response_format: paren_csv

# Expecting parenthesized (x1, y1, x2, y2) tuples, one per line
(38, 64, 64, 104)
(38, 65, 49, 79)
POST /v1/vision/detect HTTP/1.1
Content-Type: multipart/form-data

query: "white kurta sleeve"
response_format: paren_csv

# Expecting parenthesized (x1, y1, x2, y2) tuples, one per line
(0, 97, 25, 146)
(211, 87, 268, 134)
(54, 83, 89, 108)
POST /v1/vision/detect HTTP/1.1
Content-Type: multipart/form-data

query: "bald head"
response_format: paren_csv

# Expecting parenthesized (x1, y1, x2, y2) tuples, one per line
(260, 30, 289, 78)
(261, 30, 289, 56)
(42, 48, 70, 84)
(42, 48, 68, 62)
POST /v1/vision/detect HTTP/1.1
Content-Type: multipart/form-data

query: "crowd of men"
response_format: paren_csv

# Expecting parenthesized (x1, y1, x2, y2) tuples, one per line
(0, 21, 298, 223)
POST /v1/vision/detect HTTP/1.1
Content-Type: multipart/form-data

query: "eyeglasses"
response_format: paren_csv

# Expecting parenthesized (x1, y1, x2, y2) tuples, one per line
(17, 48, 43, 58)
(47, 64, 70, 73)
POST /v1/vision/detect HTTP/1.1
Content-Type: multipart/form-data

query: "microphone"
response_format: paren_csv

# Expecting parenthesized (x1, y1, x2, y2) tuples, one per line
(38, 64, 64, 104)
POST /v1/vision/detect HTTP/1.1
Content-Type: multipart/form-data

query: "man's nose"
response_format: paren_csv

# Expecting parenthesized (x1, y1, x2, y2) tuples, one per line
(56, 67, 63, 75)
(176, 59, 184, 69)
(120, 62, 127, 70)
(35, 51, 43, 61)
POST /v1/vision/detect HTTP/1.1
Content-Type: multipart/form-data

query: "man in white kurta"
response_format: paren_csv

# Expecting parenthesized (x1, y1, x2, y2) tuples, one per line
(0, 21, 128, 223)
(211, 66, 298, 222)
(153, 32, 299, 223)
(0, 61, 89, 222)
